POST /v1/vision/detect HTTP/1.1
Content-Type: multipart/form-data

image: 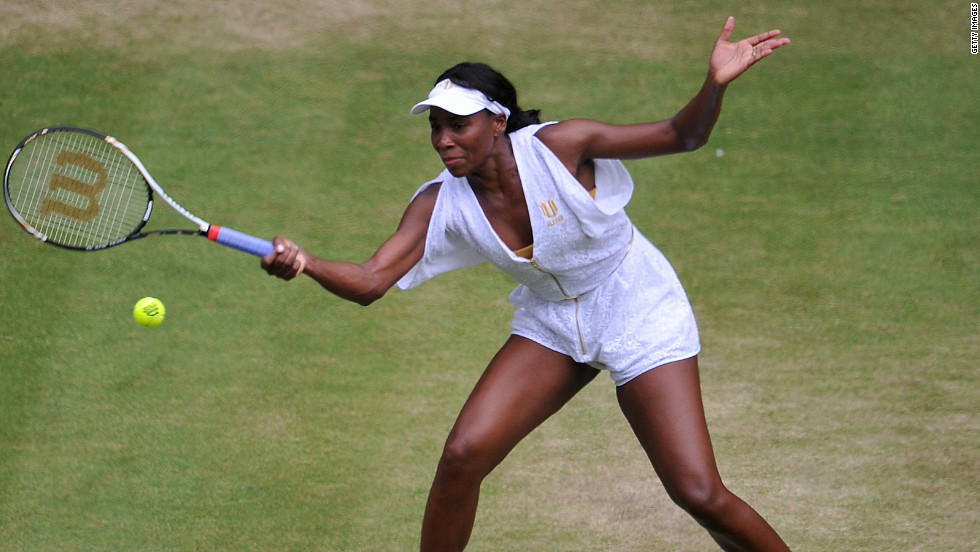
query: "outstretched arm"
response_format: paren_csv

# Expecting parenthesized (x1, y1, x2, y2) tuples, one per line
(538, 17, 790, 162)
(260, 184, 439, 306)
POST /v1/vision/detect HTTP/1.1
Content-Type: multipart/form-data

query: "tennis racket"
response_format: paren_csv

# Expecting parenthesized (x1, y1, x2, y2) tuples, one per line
(3, 126, 274, 256)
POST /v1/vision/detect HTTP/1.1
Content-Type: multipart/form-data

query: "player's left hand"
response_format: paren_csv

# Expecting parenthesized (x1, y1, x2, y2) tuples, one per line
(709, 16, 790, 86)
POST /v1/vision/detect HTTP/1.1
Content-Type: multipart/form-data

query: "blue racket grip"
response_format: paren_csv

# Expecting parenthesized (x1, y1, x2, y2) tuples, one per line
(207, 226, 275, 257)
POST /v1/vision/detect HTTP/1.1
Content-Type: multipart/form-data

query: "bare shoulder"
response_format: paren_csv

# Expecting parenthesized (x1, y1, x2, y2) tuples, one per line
(399, 180, 442, 227)
(532, 119, 606, 165)
(534, 119, 604, 148)
(413, 180, 443, 203)
(537, 117, 679, 161)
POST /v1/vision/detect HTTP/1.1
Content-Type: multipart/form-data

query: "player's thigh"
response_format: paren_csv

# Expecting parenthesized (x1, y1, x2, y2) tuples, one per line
(615, 356, 722, 494)
(445, 335, 598, 469)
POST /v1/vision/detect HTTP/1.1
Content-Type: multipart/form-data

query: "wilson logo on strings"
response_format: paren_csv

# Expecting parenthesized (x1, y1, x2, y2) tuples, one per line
(39, 151, 106, 222)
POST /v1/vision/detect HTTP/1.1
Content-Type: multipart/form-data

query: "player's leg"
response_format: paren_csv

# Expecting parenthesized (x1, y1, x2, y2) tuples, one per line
(616, 356, 791, 552)
(420, 335, 599, 552)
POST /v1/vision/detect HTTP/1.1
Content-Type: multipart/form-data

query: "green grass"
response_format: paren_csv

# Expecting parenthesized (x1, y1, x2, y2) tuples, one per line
(2, 1, 978, 550)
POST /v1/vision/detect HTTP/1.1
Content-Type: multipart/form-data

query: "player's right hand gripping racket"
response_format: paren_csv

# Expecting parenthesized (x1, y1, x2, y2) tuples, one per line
(4, 126, 275, 256)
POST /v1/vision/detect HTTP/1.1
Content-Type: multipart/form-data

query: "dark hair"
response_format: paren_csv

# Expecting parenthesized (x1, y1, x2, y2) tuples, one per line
(435, 62, 541, 134)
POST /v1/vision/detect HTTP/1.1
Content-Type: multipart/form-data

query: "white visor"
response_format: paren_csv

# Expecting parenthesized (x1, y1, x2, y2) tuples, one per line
(410, 79, 511, 120)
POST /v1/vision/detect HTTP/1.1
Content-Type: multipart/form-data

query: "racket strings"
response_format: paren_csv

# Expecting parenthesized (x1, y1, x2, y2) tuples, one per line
(8, 130, 150, 249)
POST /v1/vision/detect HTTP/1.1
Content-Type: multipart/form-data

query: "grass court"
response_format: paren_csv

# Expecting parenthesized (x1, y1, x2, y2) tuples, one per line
(1, 1, 977, 550)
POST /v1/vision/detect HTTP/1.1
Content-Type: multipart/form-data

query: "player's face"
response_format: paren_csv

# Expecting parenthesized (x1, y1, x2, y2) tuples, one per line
(428, 108, 501, 177)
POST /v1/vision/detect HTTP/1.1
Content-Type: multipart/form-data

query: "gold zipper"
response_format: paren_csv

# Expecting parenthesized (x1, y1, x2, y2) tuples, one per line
(525, 229, 635, 358)
(530, 260, 588, 356)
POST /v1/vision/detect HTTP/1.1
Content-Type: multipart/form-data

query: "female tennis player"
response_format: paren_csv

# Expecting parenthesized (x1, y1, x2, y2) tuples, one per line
(263, 16, 792, 552)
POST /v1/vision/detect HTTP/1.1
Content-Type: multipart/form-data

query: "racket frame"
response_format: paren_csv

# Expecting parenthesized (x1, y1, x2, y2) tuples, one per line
(4, 126, 273, 256)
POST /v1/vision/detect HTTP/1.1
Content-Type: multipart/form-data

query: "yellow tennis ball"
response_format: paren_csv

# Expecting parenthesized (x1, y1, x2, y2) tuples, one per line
(133, 297, 166, 328)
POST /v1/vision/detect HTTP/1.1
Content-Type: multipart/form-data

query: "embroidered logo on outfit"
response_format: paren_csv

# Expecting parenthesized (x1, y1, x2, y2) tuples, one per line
(539, 199, 565, 227)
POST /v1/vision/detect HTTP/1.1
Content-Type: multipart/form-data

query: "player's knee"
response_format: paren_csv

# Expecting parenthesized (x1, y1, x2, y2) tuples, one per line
(436, 433, 495, 482)
(667, 476, 735, 528)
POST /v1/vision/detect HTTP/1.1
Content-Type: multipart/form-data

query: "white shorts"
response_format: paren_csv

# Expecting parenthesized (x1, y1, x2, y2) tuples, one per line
(509, 234, 701, 386)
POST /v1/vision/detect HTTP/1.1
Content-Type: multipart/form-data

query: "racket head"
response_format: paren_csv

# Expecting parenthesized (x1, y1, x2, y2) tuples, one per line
(4, 127, 153, 251)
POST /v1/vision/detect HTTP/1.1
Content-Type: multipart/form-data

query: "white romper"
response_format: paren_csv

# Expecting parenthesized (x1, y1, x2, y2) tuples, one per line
(397, 123, 700, 386)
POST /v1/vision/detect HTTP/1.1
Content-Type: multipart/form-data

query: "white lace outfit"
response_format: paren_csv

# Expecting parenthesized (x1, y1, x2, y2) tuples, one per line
(397, 123, 700, 386)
